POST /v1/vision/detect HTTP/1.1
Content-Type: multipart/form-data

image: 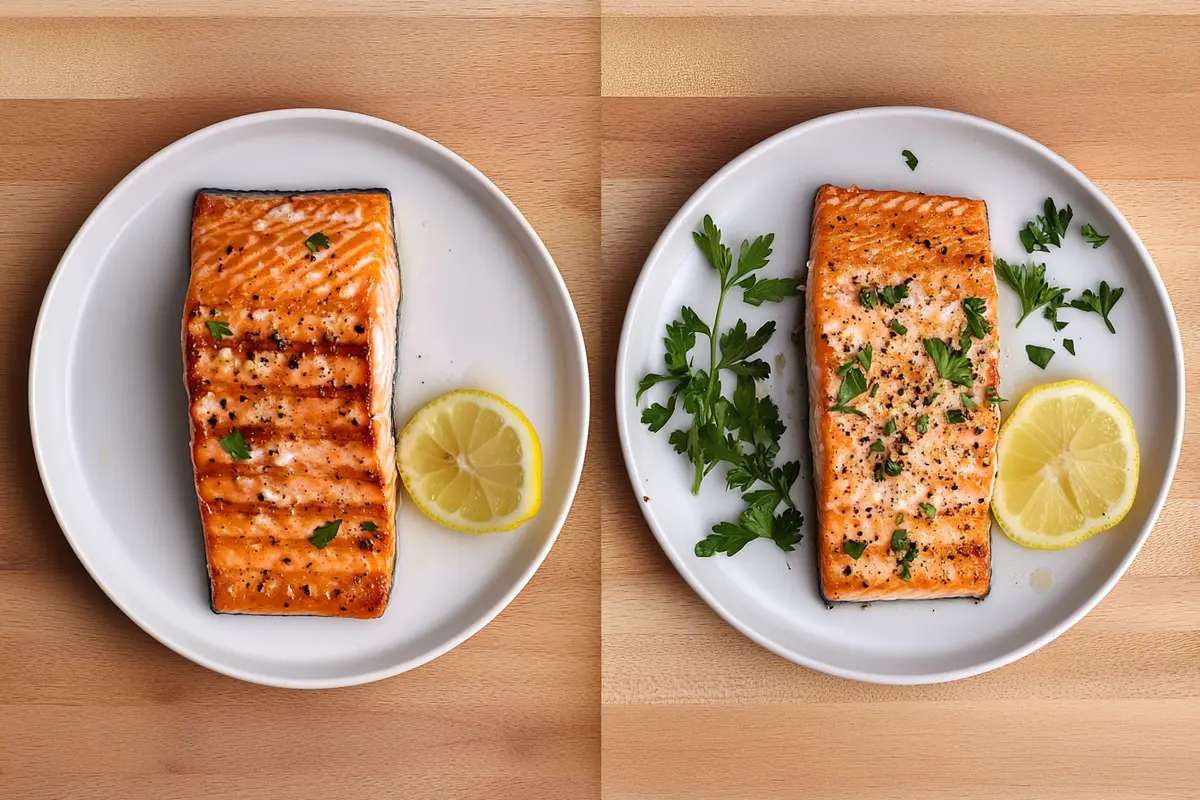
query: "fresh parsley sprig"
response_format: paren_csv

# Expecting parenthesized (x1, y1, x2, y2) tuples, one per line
(994, 258, 1069, 328)
(1069, 281, 1124, 334)
(923, 338, 974, 388)
(638, 216, 804, 558)
(1080, 223, 1109, 248)
(1020, 197, 1073, 253)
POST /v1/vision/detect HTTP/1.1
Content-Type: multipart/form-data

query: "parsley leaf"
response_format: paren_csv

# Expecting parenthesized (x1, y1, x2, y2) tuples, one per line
(902, 149, 919, 171)
(869, 382, 879, 398)
(1063, 338, 1076, 356)
(945, 408, 967, 424)
(994, 258, 1070, 328)
(878, 282, 911, 307)
(884, 459, 903, 477)
(870, 439, 885, 452)
(923, 338, 974, 388)
(832, 367, 869, 414)
(883, 417, 897, 436)
(890, 319, 908, 335)
(219, 429, 251, 461)
(859, 288, 879, 309)
(641, 394, 677, 432)
(206, 320, 232, 341)
(962, 297, 991, 341)
(919, 502, 937, 519)
(1020, 197, 1073, 253)
(844, 539, 868, 559)
(916, 415, 930, 434)
(1069, 281, 1124, 334)
(739, 275, 801, 306)
(1026, 344, 1055, 369)
(890, 529, 909, 553)
(961, 392, 978, 409)
(1080, 223, 1109, 249)
(309, 519, 342, 549)
(304, 232, 331, 253)
(986, 387, 1007, 406)
(1042, 293, 1070, 332)
(361, 521, 378, 532)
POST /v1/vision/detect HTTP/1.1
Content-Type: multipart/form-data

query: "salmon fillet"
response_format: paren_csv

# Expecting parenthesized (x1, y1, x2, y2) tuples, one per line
(184, 190, 400, 618)
(805, 185, 999, 602)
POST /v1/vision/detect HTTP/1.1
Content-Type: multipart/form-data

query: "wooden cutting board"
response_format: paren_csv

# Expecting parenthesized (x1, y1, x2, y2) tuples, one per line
(600, 6, 1200, 800)
(0, 6, 599, 800)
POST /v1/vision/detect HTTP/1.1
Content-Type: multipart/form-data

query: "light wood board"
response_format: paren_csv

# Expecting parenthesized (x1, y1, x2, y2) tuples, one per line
(600, 10, 1200, 800)
(0, 11, 600, 800)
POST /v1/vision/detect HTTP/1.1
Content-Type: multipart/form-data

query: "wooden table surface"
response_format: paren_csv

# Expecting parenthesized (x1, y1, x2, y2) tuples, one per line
(600, 6, 1200, 800)
(4, 2, 1199, 799)
(0, 6, 599, 800)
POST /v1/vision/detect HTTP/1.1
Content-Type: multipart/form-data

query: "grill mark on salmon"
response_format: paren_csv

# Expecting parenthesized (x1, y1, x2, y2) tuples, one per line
(806, 185, 998, 602)
(185, 189, 399, 618)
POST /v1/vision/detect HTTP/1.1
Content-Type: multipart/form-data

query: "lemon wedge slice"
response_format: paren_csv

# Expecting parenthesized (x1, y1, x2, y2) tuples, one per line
(992, 380, 1138, 549)
(398, 390, 541, 534)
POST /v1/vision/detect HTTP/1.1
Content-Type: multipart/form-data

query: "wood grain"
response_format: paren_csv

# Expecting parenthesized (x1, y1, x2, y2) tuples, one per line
(600, 11, 1200, 800)
(0, 12, 599, 800)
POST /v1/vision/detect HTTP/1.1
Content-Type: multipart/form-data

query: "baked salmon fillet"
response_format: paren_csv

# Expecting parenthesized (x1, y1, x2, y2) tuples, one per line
(806, 185, 1000, 602)
(184, 190, 400, 618)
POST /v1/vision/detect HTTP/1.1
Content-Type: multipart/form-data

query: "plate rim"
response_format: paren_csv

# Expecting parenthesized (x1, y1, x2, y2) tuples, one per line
(29, 107, 591, 689)
(614, 105, 1185, 685)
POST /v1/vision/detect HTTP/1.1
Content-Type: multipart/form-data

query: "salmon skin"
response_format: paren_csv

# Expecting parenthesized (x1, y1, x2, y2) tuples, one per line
(805, 185, 999, 602)
(184, 189, 400, 618)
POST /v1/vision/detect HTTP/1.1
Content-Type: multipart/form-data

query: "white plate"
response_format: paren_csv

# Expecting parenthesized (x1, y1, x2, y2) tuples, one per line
(30, 109, 589, 688)
(616, 107, 1183, 684)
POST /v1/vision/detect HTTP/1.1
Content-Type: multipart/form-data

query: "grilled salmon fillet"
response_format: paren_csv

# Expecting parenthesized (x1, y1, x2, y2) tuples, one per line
(806, 185, 999, 602)
(184, 190, 400, 618)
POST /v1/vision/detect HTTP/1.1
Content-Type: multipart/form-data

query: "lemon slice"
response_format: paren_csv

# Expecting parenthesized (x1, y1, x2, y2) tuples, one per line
(398, 390, 541, 534)
(992, 380, 1138, 549)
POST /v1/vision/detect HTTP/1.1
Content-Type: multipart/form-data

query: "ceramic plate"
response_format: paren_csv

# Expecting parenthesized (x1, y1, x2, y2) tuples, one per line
(31, 109, 589, 688)
(616, 107, 1182, 684)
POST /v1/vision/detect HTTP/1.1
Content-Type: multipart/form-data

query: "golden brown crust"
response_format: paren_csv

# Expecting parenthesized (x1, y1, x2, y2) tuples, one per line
(185, 191, 399, 618)
(807, 185, 998, 602)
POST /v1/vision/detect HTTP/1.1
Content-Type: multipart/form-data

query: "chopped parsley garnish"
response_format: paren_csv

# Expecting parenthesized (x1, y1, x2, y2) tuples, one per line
(869, 382, 880, 398)
(840, 345, 873, 375)
(895, 513, 905, 525)
(1080, 223, 1110, 248)
(919, 502, 936, 519)
(1042, 293, 1070, 331)
(961, 392, 978, 410)
(962, 297, 991, 341)
(870, 439, 885, 452)
(1020, 196, 1073, 253)
(1069, 281, 1124, 334)
(831, 367, 869, 416)
(362, 521, 378, 532)
(945, 408, 967, 424)
(890, 528, 918, 580)
(1026, 344, 1055, 369)
(206, 320, 232, 342)
(859, 288, 879, 309)
(1063, 338, 1076, 356)
(923, 338, 974, 388)
(844, 539, 868, 559)
(986, 387, 1007, 406)
(873, 462, 885, 481)
(878, 282, 911, 307)
(309, 519, 343, 549)
(304, 232, 331, 252)
(219, 429, 251, 461)
(916, 415, 930, 434)
(883, 417, 897, 436)
(994, 258, 1069, 328)
(902, 150, 919, 170)
(890, 319, 908, 336)
(884, 459, 903, 477)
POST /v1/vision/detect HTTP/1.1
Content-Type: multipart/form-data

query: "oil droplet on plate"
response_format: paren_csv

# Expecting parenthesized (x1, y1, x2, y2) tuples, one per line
(1030, 567, 1054, 593)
